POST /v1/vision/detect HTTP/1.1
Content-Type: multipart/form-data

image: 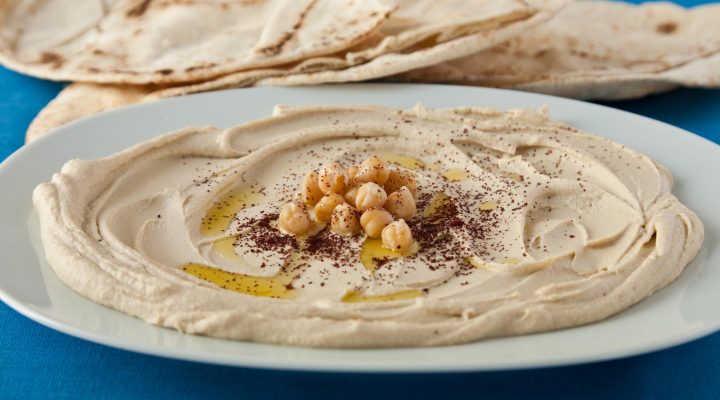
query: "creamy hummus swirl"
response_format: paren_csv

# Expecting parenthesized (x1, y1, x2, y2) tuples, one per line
(33, 105, 703, 347)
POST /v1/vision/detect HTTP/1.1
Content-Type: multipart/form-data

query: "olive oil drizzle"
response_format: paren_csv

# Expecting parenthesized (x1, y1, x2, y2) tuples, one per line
(182, 263, 295, 299)
(200, 187, 262, 236)
(442, 168, 470, 181)
(380, 152, 425, 170)
(342, 289, 422, 303)
(359, 238, 404, 271)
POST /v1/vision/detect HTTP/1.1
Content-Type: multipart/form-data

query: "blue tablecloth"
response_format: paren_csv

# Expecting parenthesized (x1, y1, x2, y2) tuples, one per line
(1, 1, 719, 397)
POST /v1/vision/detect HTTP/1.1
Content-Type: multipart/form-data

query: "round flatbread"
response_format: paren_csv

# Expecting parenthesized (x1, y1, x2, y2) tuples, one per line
(0, 0, 392, 84)
(25, 0, 562, 140)
(392, 1, 720, 100)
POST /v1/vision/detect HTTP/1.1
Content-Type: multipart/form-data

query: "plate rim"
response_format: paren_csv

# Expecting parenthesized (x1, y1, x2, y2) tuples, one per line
(3, 288, 720, 372)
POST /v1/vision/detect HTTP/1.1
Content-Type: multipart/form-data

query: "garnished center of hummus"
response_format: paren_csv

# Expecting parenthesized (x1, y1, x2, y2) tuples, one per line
(182, 150, 483, 302)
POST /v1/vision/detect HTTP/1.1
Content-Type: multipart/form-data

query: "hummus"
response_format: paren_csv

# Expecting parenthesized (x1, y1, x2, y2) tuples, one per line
(33, 105, 704, 348)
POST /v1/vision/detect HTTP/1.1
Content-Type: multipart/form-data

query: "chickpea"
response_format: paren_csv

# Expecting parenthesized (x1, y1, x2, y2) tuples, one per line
(384, 170, 417, 198)
(344, 184, 360, 207)
(314, 193, 345, 224)
(278, 201, 311, 235)
(318, 162, 349, 194)
(360, 208, 394, 238)
(348, 166, 358, 184)
(355, 156, 390, 185)
(381, 219, 414, 252)
(330, 203, 361, 236)
(300, 171, 324, 205)
(355, 182, 388, 212)
(384, 186, 416, 220)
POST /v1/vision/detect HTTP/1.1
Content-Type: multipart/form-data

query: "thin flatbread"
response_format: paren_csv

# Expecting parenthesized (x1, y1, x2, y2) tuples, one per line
(0, 0, 392, 84)
(127, 0, 552, 95)
(25, 83, 155, 142)
(392, 1, 720, 99)
(25, 68, 285, 142)
(255, 0, 565, 87)
(0, 0, 537, 85)
(26, 0, 564, 141)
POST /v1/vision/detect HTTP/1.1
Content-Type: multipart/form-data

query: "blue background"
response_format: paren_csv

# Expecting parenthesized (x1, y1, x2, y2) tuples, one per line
(1, 1, 719, 398)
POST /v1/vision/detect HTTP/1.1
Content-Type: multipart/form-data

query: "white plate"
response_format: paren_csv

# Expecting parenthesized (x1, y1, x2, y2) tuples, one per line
(1, 84, 719, 372)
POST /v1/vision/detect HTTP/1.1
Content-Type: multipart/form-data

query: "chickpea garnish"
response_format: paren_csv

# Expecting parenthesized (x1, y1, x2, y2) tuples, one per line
(344, 184, 360, 207)
(381, 219, 414, 252)
(300, 171, 324, 205)
(355, 182, 388, 212)
(330, 203, 361, 236)
(360, 208, 394, 238)
(348, 166, 358, 184)
(314, 193, 345, 224)
(318, 162, 349, 194)
(280, 155, 423, 245)
(384, 170, 417, 198)
(384, 186, 416, 220)
(278, 201, 311, 236)
(355, 156, 390, 185)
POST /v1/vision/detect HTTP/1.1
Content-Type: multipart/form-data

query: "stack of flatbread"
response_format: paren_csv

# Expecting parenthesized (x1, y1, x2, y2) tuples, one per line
(0, 0, 718, 141)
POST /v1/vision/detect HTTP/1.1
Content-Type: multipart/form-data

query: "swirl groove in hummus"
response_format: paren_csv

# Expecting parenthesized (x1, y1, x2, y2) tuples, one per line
(33, 105, 703, 347)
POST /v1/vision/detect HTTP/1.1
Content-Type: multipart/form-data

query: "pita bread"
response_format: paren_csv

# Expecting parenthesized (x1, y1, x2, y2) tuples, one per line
(255, 0, 566, 87)
(25, 68, 285, 142)
(1, 0, 542, 85)
(25, 83, 156, 142)
(26, 0, 563, 141)
(129, 0, 555, 95)
(392, 1, 720, 99)
(0, 0, 392, 84)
